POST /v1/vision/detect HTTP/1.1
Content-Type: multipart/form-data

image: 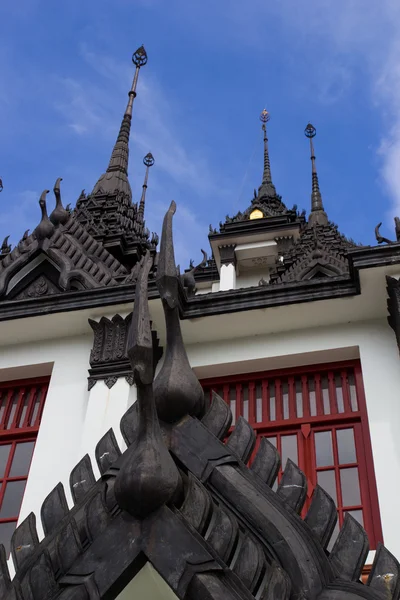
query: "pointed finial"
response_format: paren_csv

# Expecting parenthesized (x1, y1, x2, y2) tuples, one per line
(0, 236, 11, 255)
(50, 177, 70, 226)
(114, 251, 181, 518)
(305, 123, 328, 226)
(125, 45, 148, 118)
(257, 109, 277, 200)
(154, 201, 205, 422)
(33, 190, 55, 241)
(0, 177, 3, 192)
(138, 152, 154, 223)
(90, 46, 148, 199)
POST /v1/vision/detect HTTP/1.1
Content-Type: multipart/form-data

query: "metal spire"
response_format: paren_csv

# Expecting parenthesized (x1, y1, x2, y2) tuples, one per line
(304, 123, 328, 226)
(91, 46, 148, 198)
(138, 152, 154, 223)
(257, 108, 277, 199)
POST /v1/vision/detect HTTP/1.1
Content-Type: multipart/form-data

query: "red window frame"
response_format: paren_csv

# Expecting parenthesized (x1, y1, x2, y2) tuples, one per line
(200, 360, 383, 549)
(0, 377, 49, 554)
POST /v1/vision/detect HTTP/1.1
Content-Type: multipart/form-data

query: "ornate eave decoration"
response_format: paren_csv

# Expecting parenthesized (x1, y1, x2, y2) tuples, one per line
(87, 314, 163, 390)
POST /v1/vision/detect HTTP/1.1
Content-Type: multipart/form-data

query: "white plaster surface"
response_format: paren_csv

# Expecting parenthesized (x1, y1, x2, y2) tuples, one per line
(219, 263, 236, 291)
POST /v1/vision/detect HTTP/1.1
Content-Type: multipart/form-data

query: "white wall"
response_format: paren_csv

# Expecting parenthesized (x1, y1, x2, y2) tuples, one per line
(187, 318, 400, 562)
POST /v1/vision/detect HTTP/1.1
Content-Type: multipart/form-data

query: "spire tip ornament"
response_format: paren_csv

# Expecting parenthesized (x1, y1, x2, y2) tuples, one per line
(132, 45, 148, 68)
(143, 152, 155, 168)
(260, 108, 270, 125)
(304, 123, 316, 139)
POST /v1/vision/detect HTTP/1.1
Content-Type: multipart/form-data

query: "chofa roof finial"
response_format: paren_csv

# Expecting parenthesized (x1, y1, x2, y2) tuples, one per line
(114, 251, 181, 518)
(153, 201, 205, 422)
(50, 178, 70, 226)
(33, 190, 55, 242)
(304, 123, 328, 226)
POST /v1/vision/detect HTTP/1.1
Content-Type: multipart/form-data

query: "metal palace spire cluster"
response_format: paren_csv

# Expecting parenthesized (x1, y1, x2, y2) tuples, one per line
(74, 45, 158, 269)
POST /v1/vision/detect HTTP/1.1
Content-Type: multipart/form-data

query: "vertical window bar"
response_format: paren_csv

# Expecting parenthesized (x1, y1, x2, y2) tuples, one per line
(262, 380, 269, 424)
(301, 375, 310, 418)
(288, 376, 296, 420)
(10, 388, 25, 431)
(332, 428, 344, 527)
(1, 391, 15, 431)
(328, 372, 338, 415)
(314, 374, 324, 416)
(341, 371, 352, 414)
(248, 382, 256, 425)
(236, 384, 243, 421)
(275, 379, 283, 422)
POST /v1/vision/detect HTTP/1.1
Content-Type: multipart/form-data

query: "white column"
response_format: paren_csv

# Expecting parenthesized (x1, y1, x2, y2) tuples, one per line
(220, 263, 236, 291)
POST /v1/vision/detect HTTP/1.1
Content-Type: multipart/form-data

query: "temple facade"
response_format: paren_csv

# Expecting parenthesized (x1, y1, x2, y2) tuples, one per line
(1, 46, 400, 599)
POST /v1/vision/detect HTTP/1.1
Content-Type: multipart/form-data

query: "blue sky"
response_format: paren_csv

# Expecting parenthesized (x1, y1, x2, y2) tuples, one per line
(1, 0, 400, 266)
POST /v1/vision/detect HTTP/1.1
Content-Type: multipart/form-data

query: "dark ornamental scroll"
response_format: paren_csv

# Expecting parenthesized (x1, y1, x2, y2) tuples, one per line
(87, 314, 162, 390)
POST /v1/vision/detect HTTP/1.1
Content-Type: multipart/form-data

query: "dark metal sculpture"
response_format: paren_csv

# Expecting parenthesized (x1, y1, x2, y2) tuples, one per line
(305, 123, 328, 226)
(154, 201, 205, 422)
(181, 249, 207, 296)
(49, 178, 70, 226)
(114, 251, 181, 518)
(33, 190, 55, 242)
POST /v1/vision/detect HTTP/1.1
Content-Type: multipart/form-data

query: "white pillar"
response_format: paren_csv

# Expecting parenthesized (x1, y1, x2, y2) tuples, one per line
(220, 263, 236, 291)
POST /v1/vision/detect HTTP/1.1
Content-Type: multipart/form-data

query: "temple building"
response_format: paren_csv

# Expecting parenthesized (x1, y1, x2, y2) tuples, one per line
(1, 46, 400, 599)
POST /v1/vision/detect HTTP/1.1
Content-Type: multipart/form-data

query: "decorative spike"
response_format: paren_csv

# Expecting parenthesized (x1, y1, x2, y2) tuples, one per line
(261, 562, 291, 600)
(114, 251, 181, 518)
(0, 236, 11, 255)
(11, 513, 39, 571)
(154, 202, 204, 422)
(0, 545, 11, 597)
(137, 152, 154, 223)
(201, 390, 232, 439)
(69, 455, 96, 504)
(257, 109, 277, 200)
(50, 177, 69, 226)
(205, 506, 238, 563)
(41, 482, 69, 535)
(91, 46, 148, 198)
(120, 401, 139, 446)
(22, 229, 29, 240)
(251, 437, 281, 487)
(304, 123, 328, 226)
(56, 520, 82, 574)
(85, 492, 110, 543)
(95, 428, 121, 474)
(304, 485, 337, 549)
(232, 534, 266, 594)
(28, 551, 58, 600)
(33, 190, 55, 242)
(368, 543, 400, 599)
(226, 417, 256, 464)
(329, 513, 369, 581)
(180, 474, 212, 535)
(277, 459, 307, 513)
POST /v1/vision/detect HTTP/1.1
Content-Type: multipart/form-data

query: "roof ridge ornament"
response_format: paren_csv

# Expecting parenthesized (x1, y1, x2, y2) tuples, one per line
(49, 178, 70, 227)
(114, 250, 181, 518)
(138, 152, 154, 223)
(257, 108, 278, 200)
(304, 123, 328, 226)
(33, 190, 55, 242)
(90, 45, 148, 197)
(154, 201, 205, 422)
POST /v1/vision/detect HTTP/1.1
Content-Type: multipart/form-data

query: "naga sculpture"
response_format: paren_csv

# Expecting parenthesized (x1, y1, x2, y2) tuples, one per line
(180, 249, 207, 296)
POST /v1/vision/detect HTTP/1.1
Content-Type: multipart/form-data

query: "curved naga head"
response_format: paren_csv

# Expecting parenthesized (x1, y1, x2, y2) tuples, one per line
(153, 201, 205, 423)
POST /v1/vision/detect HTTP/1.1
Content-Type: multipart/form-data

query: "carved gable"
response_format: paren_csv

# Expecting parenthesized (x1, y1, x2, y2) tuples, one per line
(13, 275, 60, 300)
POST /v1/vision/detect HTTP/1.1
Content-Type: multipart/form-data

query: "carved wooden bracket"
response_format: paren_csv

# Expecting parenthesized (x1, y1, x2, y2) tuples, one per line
(87, 314, 163, 390)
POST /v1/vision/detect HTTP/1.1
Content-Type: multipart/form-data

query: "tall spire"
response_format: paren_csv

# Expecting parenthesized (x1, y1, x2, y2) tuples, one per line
(258, 108, 277, 199)
(91, 45, 148, 198)
(304, 123, 328, 226)
(138, 152, 154, 223)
